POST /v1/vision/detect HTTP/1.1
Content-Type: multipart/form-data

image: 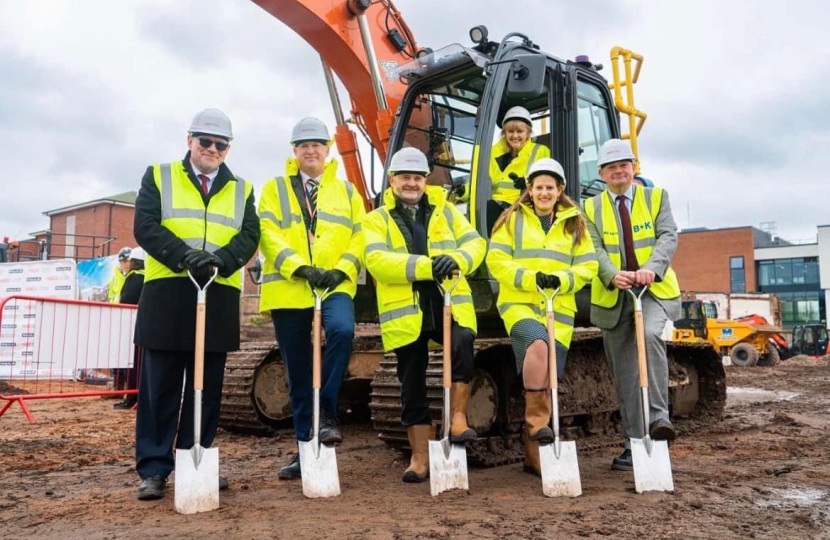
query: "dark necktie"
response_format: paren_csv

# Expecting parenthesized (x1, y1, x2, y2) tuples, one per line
(306, 178, 319, 211)
(198, 174, 209, 196)
(616, 195, 639, 271)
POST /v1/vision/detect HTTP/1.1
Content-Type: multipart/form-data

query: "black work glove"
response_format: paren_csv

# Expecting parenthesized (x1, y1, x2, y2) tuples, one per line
(450, 179, 467, 199)
(535, 272, 561, 290)
(319, 269, 348, 290)
(432, 255, 459, 281)
(509, 172, 526, 191)
(183, 249, 220, 277)
(293, 265, 325, 289)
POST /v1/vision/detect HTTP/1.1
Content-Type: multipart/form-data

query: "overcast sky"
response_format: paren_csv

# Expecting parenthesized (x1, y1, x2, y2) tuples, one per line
(2, 0, 828, 244)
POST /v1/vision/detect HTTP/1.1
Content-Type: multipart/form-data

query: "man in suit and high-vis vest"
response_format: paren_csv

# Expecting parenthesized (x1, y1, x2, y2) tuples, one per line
(583, 139, 682, 472)
(132, 108, 260, 500)
(258, 117, 366, 481)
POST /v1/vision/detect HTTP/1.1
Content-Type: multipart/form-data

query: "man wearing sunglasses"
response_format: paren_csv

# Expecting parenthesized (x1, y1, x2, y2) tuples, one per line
(132, 108, 260, 501)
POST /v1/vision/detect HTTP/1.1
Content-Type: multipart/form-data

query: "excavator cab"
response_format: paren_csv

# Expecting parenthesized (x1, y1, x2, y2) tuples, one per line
(675, 300, 710, 339)
(791, 324, 829, 357)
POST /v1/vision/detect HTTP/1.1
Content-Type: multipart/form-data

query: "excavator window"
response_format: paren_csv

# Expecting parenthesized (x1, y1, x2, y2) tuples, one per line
(576, 79, 613, 201)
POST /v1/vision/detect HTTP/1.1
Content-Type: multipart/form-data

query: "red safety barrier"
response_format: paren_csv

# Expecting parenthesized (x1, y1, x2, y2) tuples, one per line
(0, 295, 139, 422)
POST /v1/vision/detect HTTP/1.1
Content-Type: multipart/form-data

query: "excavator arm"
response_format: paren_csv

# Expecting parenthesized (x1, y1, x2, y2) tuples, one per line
(250, 0, 421, 207)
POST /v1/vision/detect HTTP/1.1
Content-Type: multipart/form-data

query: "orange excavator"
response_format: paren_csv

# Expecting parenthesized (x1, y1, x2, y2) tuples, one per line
(221, 0, 726, 465)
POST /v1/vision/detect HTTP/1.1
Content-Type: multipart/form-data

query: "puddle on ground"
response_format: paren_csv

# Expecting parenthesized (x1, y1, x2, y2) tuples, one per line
(755, 487, 827, 508)
(726, 387, 800, 408)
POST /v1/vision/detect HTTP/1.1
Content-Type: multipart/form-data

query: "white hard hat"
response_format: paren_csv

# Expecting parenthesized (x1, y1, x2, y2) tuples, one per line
(189, 108, 233, 140)
(502, 106, 532, 127)
(388, 147, 430, 175)
(291, 117, 330, 145)
(129, 247, 145, 261)
(117, 247, 132, 261)
(597, 138, 635, 168)
(527, 158, 567, 188)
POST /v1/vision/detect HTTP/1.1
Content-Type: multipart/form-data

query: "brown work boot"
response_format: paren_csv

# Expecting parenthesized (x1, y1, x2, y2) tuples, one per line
(522, 428, 541, 477)
(525, 390, 553, 444)
(403, 424, 434, 483)
(449, 382, 477, 444)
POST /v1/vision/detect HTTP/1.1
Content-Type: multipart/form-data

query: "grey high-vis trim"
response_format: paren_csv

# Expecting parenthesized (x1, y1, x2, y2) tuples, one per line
(183, 238, 222, 253)
(514, 249, 571, 262)
(451, 294, 473, 305)
(605, 244, 621, 253)
(489, 242, 512, 255)
(573, 252, 598, 264)
(633, 237, 655, 249)
(443, 206, 455, 230)
(514, 268, 526, 289)
(365, 243, 387, 254)
(274, 177, 294, 228)
(458, 231, 479, 245)
(379, 304, 419, 323)
(353, 222, 362, 233)
(262, 272, 286, 283)
(498, 303, 544, 317)
(458, 250, 473, 271)
(405, 255, 420, 282)
(318, 211, 352, 229)
(341, 253, 360, 272)
(564, 270, 574, 291)
(274, 247, 296, 271)
(261, 210, 301, 226)
(430, 240, 457, 250)
(555, 311, 575, 326)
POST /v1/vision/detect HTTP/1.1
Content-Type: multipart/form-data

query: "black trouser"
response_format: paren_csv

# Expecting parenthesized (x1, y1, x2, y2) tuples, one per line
(135, 348, 227, 479)
(487, 199, 511, 235)
(394, 323, 475, 427)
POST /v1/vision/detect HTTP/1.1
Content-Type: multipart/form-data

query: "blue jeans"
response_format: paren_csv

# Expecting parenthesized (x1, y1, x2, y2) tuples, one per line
(271, 293, 355, 442)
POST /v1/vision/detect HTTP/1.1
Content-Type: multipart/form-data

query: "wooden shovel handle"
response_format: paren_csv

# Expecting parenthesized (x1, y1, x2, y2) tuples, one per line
(194, 302, 206, 391)
(634, 307, 648, 389)
(443, 304, 451, 389)
(313, 306, 322, 390)
(547, 307, 557, 391)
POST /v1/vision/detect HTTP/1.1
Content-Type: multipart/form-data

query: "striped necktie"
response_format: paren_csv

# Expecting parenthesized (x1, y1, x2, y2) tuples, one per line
(306, 178, 319, 211)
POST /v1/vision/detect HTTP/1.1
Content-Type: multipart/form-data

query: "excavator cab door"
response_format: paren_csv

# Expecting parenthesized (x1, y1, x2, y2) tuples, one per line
(676, 300, 708, 339)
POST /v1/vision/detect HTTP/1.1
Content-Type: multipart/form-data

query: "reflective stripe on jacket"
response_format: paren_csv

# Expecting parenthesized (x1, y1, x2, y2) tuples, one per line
(486, 203, 598, 348)
(488, 140, 550, 205)
(258, 158, 365, 311)
(144, 161, 252, 290)
(363, 186, 485, 352)
(583, 187, 680, 308)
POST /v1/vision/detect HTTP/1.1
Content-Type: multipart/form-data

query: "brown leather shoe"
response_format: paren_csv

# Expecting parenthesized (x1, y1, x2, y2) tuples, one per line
(402, 424, 434, 483)
(449, 382, 477, 444)
(524, 390, 553, 444)
(522, 428, 541, 477)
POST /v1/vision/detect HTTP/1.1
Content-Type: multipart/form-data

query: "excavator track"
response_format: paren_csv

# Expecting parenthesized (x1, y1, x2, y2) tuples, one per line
(369, 331, 726, 467)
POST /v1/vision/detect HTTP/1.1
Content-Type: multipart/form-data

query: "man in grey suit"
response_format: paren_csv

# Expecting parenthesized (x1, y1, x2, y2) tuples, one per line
(583, 139, 682, 471)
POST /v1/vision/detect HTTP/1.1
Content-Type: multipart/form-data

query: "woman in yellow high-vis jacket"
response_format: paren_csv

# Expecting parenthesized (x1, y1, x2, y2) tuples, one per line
(486, 106, 551, 233)
(486, 157, 598, 477)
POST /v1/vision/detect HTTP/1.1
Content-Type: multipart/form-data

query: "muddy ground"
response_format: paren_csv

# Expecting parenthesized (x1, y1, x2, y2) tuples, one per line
(2, 357, 830, 540)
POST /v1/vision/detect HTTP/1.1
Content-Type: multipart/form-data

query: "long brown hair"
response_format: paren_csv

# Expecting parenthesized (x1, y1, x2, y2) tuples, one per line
(492, 179, 587, 245)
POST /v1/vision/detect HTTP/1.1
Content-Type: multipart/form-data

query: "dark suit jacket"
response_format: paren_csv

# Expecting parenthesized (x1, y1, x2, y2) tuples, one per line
(133, 152, 259, 352)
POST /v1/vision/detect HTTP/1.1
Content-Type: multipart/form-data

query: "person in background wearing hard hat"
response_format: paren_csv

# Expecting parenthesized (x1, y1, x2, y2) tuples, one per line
(486, 158, 598, 477)
(583, 139, 681, 472)
(113, 247, 146, 410)
(364, 147, 486, 484)
(258, 117, 366, 481)
(486, 106, 551, 234)
(132, 108, 259, 500)
(108, 247, 132, 303)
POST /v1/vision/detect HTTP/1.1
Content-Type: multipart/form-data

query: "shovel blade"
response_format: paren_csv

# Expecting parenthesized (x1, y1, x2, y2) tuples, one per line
(298, 438, 341, 498)
(174, 446, 219, 514)
(539, 441, 582, 497)
(631, 437, 674, 493)
(428, 438, 469, 496)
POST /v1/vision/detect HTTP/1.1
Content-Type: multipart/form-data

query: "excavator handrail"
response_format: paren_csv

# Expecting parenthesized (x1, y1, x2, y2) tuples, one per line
(609, 46, 647, 175)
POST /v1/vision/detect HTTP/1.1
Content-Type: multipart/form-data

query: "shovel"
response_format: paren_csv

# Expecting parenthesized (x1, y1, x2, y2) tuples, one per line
(175, 268, 220, 515)
(628, 286, 674, 493)
(298, 287, 341, 498)
(429, 272, 469, 496)
(537, 286, 582, 498)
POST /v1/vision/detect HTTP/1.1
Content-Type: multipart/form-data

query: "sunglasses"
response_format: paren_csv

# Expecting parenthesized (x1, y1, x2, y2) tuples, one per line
(197, 137, 229, 152)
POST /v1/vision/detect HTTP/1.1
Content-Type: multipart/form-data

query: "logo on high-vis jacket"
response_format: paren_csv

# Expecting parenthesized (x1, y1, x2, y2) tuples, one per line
(632, 222, 653, 233)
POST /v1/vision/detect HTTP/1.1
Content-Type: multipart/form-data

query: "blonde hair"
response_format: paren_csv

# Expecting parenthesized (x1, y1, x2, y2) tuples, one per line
(492, 176, 586, 245)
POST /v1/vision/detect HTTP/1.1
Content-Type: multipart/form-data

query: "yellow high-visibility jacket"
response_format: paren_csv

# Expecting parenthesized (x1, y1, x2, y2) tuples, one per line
(488, 140, 550, 205)
(363, 186, 486, 351)
(486, 203, 598, 348)
(583, 187, 680, 308)
(108, 267, 125, 303)
(144, 161, 253, 290)
(258, 158, 365, 311)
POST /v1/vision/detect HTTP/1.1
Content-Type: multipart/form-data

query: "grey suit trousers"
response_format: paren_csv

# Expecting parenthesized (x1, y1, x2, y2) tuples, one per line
(602, 291, 670, 440)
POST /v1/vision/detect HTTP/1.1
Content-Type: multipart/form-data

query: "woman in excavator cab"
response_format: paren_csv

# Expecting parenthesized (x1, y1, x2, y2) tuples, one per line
(486, 106, 550, 233)
(486, 157, 598, 477)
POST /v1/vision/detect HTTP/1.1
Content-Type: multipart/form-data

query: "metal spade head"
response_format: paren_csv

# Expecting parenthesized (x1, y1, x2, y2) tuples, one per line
(631, 436, 674, 493)
(174, 445, 219, 514)
(539, 439, 582, 497)
(428, 438, 469, 497)
(299, 437, 341, 499)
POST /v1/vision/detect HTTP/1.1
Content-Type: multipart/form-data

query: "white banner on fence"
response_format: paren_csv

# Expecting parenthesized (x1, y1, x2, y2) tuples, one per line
(0, 298, 137, 380)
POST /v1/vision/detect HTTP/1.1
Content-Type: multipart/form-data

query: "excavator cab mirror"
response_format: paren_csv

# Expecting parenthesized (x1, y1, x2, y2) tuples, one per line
(505, 54, 545, 98)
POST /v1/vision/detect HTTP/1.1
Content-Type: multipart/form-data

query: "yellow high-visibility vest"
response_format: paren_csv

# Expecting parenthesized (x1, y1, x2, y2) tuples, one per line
(486, 203, 598, 348)
(108, 267, 125, 303)
(363, 186, 486, 352)
(144, 161, 252, 290)
(583, 187, 680, 308)
(488, 140, 550, 205)
(258, 158, 365, 311)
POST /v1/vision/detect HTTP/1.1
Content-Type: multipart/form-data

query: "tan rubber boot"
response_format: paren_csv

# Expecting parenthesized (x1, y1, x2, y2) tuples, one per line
(449, 382, 477, 443)
(522, 427, 542, 477)
(525, 389, 553, 444)
(403, 425, 434, 483)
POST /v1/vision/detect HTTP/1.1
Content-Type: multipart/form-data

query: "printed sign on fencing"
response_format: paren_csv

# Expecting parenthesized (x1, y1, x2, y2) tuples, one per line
(0, 260, 78, 379)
